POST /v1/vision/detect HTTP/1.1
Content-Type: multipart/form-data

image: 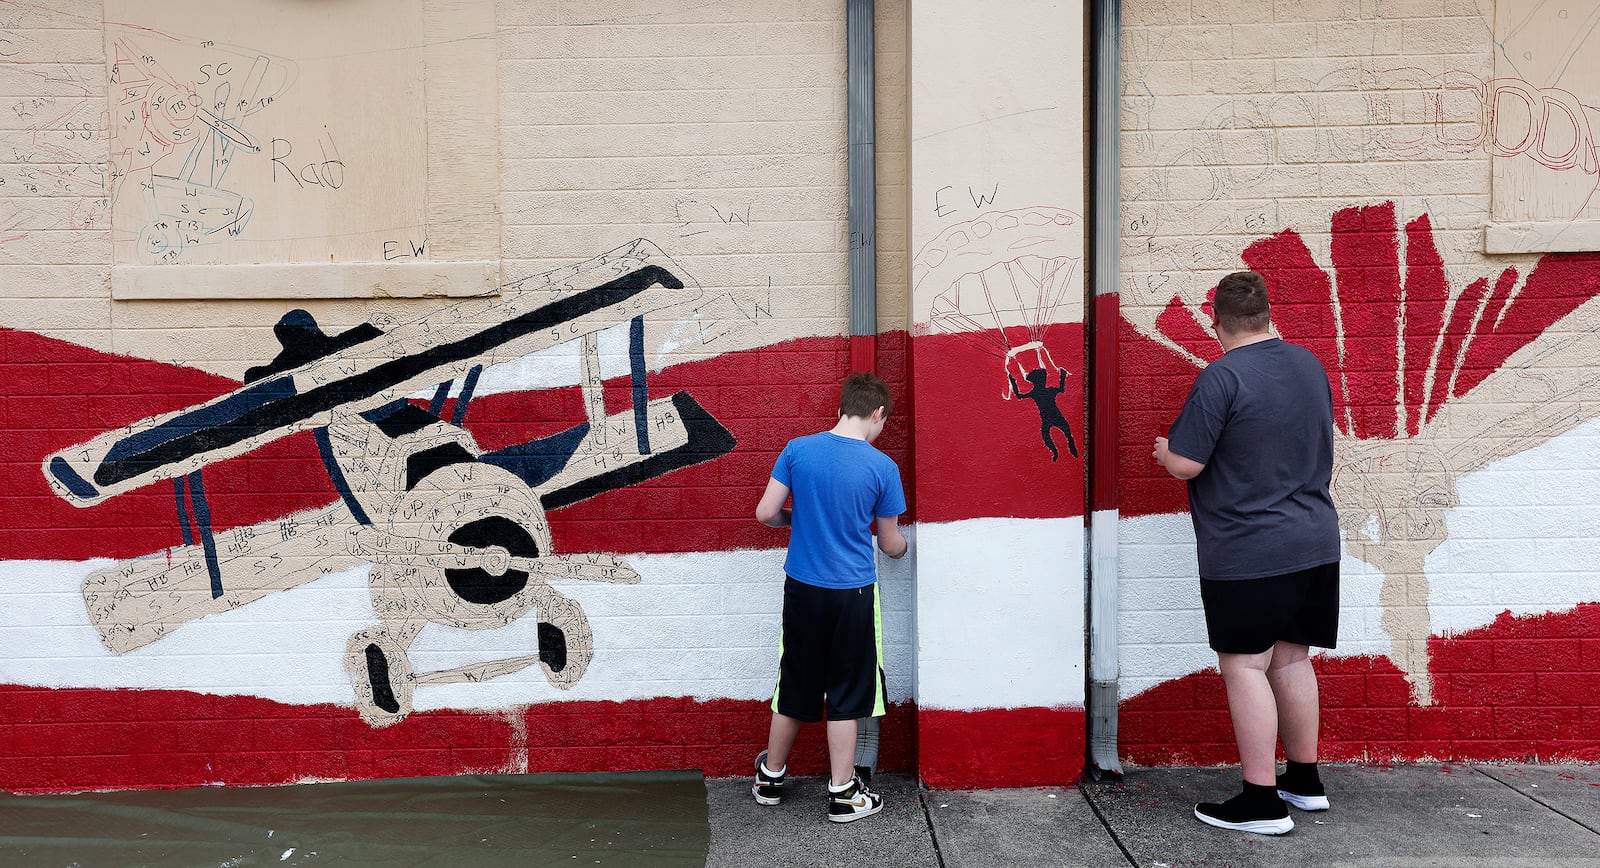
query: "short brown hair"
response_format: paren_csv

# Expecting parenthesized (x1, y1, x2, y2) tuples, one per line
(1214, 271, 1271, 334)
(839, 372, 893, 419)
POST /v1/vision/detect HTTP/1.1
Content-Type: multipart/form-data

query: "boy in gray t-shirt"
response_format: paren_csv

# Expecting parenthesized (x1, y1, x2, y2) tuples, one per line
(1154, 271, 1341, 836)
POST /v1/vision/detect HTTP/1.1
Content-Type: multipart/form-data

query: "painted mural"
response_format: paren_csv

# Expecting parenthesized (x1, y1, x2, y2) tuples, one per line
(918, 207, 1082, 462)
(1146, 202, 1600, 704)
(911, 206, 1086, 520)
(105, 29, 291, 264)
(0, 0, 934, 794)
(47, 240, 736, 727)
(1118, 0, 1600, 764)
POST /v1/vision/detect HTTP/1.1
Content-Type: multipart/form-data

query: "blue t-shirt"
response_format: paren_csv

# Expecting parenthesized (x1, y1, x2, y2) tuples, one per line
(771, 431, 907, 589)
(1166, 338, 1340, 580)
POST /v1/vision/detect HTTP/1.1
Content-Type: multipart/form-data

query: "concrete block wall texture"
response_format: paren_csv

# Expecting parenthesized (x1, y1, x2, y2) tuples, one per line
(0, 0, 947, 793)
(1120, 0, 1600, 764)
(906, 0, 1088, 788)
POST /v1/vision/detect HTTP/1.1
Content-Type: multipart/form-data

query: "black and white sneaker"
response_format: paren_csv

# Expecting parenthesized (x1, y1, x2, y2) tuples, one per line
(1277, 787, 1330, 811)
(752, 750, 784, 806)
(1194, 785, 1293, 835)
(1277, 762, 1330, 811)
(827, 775, 882, 823)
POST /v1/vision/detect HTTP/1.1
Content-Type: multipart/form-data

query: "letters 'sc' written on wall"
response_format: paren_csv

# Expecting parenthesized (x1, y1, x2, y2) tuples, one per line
(103, 0, 496, 270)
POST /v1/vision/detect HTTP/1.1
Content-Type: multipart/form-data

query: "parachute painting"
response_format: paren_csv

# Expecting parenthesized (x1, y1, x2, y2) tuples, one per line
(913, 207, 1084, 461)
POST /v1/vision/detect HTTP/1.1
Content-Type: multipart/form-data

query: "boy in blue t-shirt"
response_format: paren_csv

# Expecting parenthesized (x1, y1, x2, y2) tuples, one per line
(751, 372, 908, 823)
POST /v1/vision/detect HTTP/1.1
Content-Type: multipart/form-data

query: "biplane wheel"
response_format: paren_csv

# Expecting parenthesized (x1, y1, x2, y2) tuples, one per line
(384, 462, 554, 631)
(137, 220, 185, 265)
(344, 628, 414, 727)
(532, 585, 594, 689)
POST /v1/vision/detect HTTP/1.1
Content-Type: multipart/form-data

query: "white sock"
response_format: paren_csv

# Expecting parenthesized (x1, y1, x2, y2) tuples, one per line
(761, 761, 785, 777)
(828, 778, 854, 792)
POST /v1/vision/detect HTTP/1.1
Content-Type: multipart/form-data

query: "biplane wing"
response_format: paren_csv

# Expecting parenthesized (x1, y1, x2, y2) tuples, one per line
(44, 239, 697, 507)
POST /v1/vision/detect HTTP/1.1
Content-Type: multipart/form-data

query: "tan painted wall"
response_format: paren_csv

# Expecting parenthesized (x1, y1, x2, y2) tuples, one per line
(0, 0, 912, 380)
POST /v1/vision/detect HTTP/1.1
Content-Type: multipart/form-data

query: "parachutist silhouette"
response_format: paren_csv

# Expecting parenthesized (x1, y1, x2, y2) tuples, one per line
(1010, 367, 1078, 461)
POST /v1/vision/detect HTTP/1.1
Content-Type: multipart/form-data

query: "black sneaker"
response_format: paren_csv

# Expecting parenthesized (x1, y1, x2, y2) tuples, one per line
(752, 750, 784, 806)
(1194, 785, 1293, 835)
(854, 764, 874, 785)
(827, 775, 882, 823)
(1277, 762, 1330, 811)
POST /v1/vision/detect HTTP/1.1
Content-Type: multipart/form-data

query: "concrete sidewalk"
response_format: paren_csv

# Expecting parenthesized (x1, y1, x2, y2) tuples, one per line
(707, 762, 1600, 867)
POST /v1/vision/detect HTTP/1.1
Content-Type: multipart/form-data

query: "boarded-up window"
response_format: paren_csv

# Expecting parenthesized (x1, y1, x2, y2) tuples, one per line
(1484, 1, 1600, 253)
(104, 0, 497, 298)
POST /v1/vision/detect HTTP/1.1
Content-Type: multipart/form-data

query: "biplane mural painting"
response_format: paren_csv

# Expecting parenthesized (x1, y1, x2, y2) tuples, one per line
(0, 0, 930, 795)
(46, 240, 735, 727)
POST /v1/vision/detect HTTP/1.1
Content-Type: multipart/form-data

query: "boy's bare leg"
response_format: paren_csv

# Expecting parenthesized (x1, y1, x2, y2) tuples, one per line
(826, 718, 858, 786)
(1217, 647, 1279, 786)
(1265, 641, 1318, 763)
(765, 713, 803, 770)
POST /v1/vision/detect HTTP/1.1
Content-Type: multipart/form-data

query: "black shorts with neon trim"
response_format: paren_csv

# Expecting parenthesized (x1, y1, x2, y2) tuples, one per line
(1199, 561, 1339, 655)
(771, 576, 885, 723)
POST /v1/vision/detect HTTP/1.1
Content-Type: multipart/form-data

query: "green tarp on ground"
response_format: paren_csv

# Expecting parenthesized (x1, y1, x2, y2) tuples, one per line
(0, 770, 709, 867)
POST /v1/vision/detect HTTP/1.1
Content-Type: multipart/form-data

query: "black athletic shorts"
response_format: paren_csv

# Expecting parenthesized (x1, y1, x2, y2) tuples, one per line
(1199, 561, 1339, 655)
(771, 576, 886, 723)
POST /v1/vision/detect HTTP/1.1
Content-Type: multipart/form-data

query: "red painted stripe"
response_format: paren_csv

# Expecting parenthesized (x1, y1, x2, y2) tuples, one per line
(1455, 252, 1600, 400)
(918, 706, 1086, 789)
(1154, 294, 1219, 364)
(1117, 318, 1196, 518)
(911, 327, 1086, 522)
(0, 330, 941, 560)
(849, 333, 877, 374)
(0, 688, 920, 793)
(1090, 292, 1120, 514)
(1427, 274, 1489, 426)
(1400, 213, 1448, 437)
(1120, 602, 1600, 765)
(1329, 202, 1403, 439)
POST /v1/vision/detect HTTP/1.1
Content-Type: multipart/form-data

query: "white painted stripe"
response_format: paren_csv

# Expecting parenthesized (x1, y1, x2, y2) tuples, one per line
(915, 516, 1086, 710)
(0, 545, 917, 712)
(1115, 514, 1386, 700)
(1117, 416, 1600, 700)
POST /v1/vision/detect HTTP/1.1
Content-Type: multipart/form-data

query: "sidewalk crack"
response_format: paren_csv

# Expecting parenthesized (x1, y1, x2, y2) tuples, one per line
(1080, 783, 1139, 866)
(1471, 765, 1600, 836)
(917, 783, 947, 868)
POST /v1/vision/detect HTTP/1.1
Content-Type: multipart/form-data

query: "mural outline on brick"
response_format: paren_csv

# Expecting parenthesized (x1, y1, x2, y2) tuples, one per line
(44, 239, 737, 726)
(106, 29, 297, 264)
(913, 206, 1083, 461)
(1151, 201, 1600, 704)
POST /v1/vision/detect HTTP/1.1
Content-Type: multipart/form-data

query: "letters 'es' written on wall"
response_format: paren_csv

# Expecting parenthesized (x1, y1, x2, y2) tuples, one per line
(103, 0, 497, 298)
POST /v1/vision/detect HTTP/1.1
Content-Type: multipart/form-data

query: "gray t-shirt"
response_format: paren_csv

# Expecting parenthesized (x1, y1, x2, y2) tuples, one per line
(1166, 338, 1339, 580)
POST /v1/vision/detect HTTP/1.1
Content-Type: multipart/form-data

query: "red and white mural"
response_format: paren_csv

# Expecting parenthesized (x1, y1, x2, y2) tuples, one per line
(0, 0, 936, 794)
(0, 242, 922, 792)
(1117, 0, 1600, 766)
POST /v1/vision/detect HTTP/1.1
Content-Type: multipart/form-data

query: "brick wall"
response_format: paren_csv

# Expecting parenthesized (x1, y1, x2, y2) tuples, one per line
(1119, 0, 1600, 762)
(0, 1, 925, 792)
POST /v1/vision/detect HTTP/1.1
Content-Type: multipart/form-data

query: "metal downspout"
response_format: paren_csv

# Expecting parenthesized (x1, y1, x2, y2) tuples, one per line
(1087, 0, 1124, 780)
(847, 0, 878, 374)
(847, 0, 884, 773)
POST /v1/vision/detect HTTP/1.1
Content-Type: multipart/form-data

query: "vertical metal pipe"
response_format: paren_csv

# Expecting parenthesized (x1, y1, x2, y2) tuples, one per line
(847, 0, 878, 373)
(1086, 0, 1124, 780)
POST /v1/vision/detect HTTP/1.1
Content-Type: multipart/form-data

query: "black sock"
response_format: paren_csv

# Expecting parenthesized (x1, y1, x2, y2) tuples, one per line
(1279, 760, 1323, 794)
(1242, 781, 1281, 806)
